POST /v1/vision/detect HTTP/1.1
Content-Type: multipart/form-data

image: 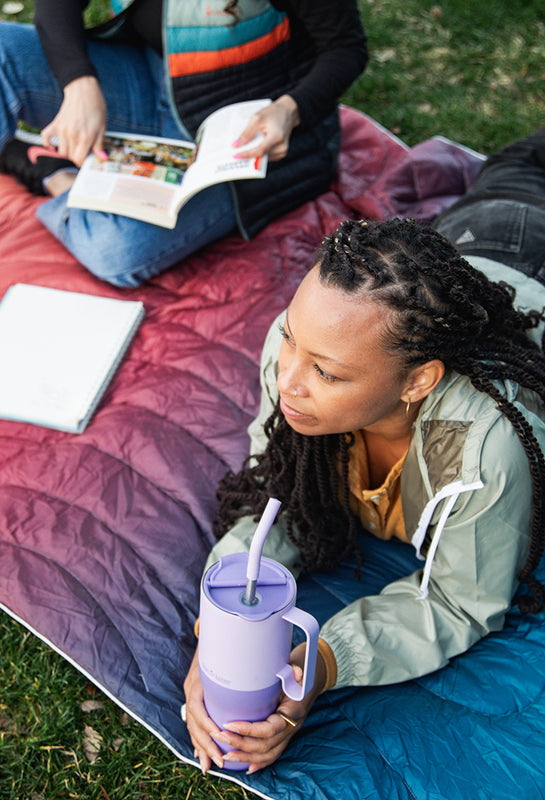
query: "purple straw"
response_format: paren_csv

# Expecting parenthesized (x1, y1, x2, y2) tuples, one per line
(244, 497, 282, 605)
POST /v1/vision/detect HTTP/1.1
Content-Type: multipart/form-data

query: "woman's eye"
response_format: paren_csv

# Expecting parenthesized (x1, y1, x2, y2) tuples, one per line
(278, 323, 294, 346)
(313, 363, 337, 383)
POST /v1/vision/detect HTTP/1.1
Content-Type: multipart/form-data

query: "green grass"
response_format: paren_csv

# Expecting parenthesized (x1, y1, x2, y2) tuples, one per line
(0, 621, 249, 799)
(1, 0, 545, 797)
(351, 0, 545, 152)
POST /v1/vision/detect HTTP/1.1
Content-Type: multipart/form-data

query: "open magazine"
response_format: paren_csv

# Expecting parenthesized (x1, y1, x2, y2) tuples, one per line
(66, 99, 271, 229)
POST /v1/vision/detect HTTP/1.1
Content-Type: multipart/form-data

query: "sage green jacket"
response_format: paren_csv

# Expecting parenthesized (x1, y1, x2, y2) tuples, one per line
(207, 258, 545, 689)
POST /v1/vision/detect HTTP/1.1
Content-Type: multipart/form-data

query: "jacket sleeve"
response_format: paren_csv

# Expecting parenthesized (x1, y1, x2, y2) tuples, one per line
(34, 0, 97, 90)
(205, 313, 302, 575)
(320, 412, 534, 688)
(285, 0, 368, 127)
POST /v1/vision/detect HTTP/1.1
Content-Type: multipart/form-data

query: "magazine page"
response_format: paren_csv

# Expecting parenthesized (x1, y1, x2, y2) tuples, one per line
(67, 99, 271, 228)
(177, 99, 271, 207)
(67, 133, 196, 228)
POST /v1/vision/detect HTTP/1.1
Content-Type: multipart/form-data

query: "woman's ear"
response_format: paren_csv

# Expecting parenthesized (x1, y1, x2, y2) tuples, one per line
(401, 360, 445, 405)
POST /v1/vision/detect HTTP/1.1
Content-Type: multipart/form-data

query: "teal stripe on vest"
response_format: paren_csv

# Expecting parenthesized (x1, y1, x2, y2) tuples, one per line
(110, 0, 131, 14)
(166, 7, 287, 56)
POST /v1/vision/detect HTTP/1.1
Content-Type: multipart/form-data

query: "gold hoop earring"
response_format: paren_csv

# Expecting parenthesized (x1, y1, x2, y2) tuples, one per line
(405, 399, 411, 416)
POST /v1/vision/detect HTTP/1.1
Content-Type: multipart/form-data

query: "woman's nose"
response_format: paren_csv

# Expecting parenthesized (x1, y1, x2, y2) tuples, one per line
(277, 361, 303, 397)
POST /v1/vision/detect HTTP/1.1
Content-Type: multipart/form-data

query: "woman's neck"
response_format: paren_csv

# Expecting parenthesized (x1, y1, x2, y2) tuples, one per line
(360, 398, 421, 488)
(361, 428, 411, 488)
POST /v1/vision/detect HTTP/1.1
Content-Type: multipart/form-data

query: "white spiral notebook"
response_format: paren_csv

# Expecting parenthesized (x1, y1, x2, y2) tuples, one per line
(0, 284, 144, 433)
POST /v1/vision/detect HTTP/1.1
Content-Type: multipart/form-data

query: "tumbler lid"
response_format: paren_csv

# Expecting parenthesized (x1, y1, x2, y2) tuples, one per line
(203, 553, 295, 621)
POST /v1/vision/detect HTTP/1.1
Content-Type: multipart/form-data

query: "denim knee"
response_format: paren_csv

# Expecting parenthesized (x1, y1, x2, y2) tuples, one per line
(35, 198, 158, 287)
(35, 184, 237, 287)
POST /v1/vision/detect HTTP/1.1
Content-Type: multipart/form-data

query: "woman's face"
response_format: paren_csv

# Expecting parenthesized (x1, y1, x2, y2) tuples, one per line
(277, 266, 411, 437)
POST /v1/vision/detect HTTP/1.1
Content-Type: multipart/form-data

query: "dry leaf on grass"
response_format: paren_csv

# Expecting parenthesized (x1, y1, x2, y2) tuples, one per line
(375, 48, 396, 63)
(81, 699, 105, 712)
(82, 724, 103, 763)
(0, 712, 16, 732)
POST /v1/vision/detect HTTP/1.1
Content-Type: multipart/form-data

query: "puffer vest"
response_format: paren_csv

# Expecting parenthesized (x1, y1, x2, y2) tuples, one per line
(96, 0, 341, 238)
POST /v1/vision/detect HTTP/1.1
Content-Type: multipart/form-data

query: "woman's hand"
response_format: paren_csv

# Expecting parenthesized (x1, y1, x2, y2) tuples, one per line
(183, 647, 227, 773)
(41, 75, 107, 167)
(184, 643, 326, 774)
(233, 95, 300, 162)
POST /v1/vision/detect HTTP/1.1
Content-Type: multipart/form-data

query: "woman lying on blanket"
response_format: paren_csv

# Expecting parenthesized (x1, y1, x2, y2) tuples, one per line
(184, 215, 545, 773)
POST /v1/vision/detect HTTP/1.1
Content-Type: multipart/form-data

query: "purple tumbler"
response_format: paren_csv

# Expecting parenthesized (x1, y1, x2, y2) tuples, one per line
(198, 499, 319, 770)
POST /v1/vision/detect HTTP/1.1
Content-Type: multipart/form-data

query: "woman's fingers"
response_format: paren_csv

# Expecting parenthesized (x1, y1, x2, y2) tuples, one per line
(233, 95, 300, 161)
(184, 646, 317, 772)
(186, 709, 226, 770)
(183, 650, 226, 771)
(214, 707, 302, 769)
(41, 76, 106, 166)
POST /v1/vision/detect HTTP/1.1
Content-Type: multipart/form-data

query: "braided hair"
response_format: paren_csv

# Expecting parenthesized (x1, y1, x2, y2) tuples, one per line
(215, 218, 545, 612)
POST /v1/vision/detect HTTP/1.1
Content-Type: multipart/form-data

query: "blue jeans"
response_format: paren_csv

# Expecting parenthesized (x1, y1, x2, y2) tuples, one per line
(434, 127, 545, 285)
(0, 22, 236, 287)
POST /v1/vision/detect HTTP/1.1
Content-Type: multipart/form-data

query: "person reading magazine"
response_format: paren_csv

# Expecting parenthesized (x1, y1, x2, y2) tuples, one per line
(66, 100, 271, 229)
(0, 0, 367, 287)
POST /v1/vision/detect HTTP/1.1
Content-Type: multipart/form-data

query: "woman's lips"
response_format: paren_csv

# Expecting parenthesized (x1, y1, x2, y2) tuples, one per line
(279, 396, 313, 421)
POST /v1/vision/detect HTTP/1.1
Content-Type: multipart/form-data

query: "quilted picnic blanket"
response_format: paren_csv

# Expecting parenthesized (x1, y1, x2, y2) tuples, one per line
(3, 107, 544, 800)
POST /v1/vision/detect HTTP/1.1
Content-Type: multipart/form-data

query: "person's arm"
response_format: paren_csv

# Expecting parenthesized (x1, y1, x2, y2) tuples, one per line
(321, 412, 534, 689)
(282, 0, 368, 128)
(34, 0, 95, 90)
(190, 412, 537, 772)
(233, 0, 367, 160)
(34, 1, 106, 165)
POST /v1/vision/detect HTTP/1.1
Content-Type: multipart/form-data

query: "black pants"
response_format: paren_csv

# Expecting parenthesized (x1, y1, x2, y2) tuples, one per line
(433, 127, 545, 285)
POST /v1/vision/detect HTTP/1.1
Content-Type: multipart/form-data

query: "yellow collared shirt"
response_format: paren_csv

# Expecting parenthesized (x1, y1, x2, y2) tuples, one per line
(346, 430, 409, 543)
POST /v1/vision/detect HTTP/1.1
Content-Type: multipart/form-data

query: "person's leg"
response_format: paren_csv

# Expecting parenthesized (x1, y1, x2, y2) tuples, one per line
(0, 22, 63, 148)
(0, 22, 181, 142)
(0, 21, 180, 168)
(434, 199, 545, 281)
(433, 127, 545, 281)
(469, 126, 545, 198)
(17, 36, 236, 286)
(0, 22, 169, 138)
(37, 181, 236, 287)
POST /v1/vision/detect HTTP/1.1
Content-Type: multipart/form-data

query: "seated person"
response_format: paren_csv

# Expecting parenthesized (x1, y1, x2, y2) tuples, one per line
(183, 127, 545, 773)
(0, 0, 367, 287)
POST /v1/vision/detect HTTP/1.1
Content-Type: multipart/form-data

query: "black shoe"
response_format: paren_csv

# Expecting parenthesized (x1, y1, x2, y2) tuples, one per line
(0, 138, 76, 196)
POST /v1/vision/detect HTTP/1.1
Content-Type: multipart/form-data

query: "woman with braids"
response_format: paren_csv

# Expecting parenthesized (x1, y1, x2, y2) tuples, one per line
(184, 193, 545, 771)
(0, 0, 366, 286)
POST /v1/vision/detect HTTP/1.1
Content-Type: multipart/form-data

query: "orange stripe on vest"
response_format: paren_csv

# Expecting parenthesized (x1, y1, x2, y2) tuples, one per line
(168, 17, 290, 78)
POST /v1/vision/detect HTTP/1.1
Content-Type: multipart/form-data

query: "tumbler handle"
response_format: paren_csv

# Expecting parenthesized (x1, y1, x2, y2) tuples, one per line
(276, 606, 319, 701)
